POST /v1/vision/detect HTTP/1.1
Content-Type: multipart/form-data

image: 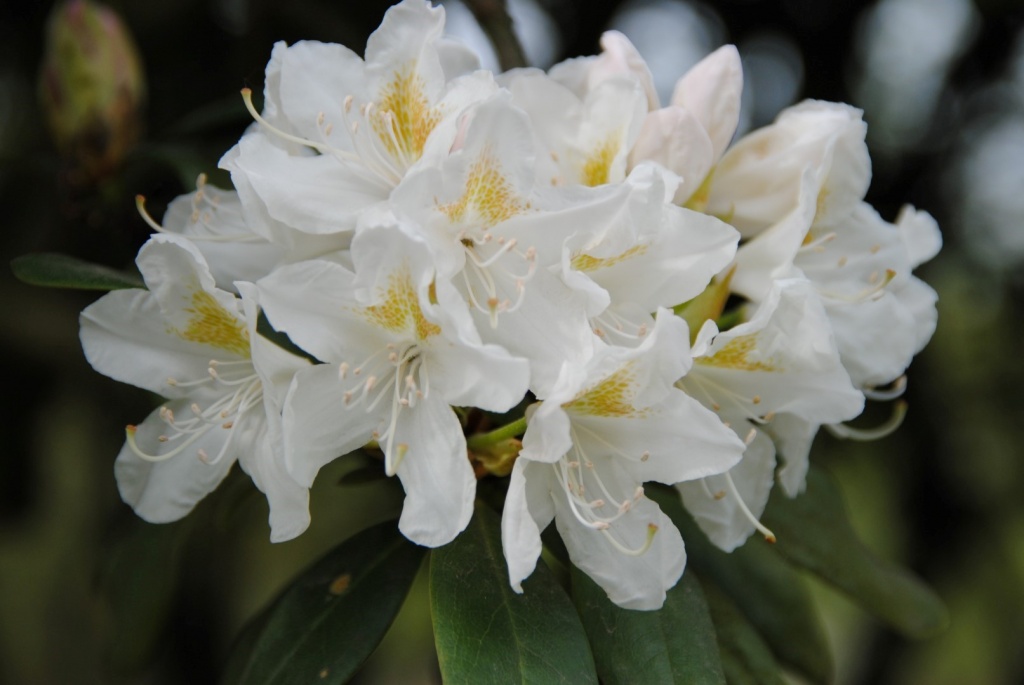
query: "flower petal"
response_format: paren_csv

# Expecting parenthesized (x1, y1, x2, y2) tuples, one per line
(392, 393, 475, 547)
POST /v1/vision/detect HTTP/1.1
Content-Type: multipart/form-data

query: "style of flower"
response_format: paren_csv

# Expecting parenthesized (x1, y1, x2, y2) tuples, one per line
(79, 234, 311, 541)
(502, 310, 745, 609)
(257, 224, 529, 547)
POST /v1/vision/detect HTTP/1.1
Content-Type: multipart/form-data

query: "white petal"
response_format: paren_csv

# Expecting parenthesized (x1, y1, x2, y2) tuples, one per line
(678, 428, 776, 552)
(555, 461, 685, 610)
(502, 458, 556, 592)
(427, 338, 528, 412)
(519, 396, 575, 465)
(282, 363, 377, 486)
(437, 37, 482, 80)
(629, 106, 714, 203)
(896, 205, 942, 268)
(115, 399, 236, 522)
(277, 40, 366, 142)
(257, 259, 383, 364)
(225, 131, 387, 235)
(671, 45, 743, 163)
(365, 0, 446, 103)
(764, 413, 816, 498)
(80, 289, 215, 397)
(241, 426, 311, 543)
(575, 389, 744, 485)
(393, 393, 475, 547)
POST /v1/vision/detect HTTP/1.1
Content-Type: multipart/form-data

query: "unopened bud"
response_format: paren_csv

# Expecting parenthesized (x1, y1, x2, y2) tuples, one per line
(39, 0, 145, 180)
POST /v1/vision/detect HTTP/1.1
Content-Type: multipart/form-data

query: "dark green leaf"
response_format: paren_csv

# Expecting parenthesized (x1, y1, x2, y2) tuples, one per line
(703, 582, 786, 685)
(761, 465, 948, 638)
(219, 607, 272, 685)
(572, 565, 725, 685)
(231, 520, 424, 685)
(101, 519, 188, 674)
(648, 485, 832, 684)
(430, 503, 598, 684)
(12, 253, 144, 291)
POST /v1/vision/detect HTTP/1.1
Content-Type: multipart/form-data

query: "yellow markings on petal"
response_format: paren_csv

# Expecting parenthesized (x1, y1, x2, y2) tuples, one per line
(697, 334, 778, 372)
(373, 64, 442, 161)
(363, 265, 441, 341)
(570, 244, 648, 272)
(565, 363, 647, 418)
(440, 150, 530, 229)
(580, 136, 620, 187)
(178, 290, 250, 358)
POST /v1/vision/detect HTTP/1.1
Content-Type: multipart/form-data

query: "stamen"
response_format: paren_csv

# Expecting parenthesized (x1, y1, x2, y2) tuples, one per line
(827, 400, 907, 441)
(135, 195, 168, 233)
(240, 88, 359, 162)
(600, 523, 658, 557)
(724, 471, 777, 543)
(862, 375, 907, 401)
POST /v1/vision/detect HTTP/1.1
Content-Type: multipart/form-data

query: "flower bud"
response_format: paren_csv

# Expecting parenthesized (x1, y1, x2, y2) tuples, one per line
(38, 0, 145, 180)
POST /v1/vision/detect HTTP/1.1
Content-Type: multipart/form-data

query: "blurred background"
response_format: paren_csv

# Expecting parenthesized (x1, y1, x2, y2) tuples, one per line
(1, 0, 1023, 683)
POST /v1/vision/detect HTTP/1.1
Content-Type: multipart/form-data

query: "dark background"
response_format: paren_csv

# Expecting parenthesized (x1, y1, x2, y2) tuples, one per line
(1, 0, 1023, 682)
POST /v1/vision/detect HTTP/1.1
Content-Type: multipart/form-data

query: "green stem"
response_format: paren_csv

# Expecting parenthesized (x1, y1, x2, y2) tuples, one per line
(466, 416, 528, 450)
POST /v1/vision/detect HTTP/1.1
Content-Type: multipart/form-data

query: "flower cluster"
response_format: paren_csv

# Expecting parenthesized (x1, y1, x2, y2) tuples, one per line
(80, 0, 940, 610)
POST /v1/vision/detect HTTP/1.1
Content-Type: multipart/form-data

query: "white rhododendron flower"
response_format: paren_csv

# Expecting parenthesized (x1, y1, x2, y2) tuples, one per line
(225, 0, 495, 236)
(80, 234, 310, 542)
(257, 224, 528, 547)
(677, 278, 863, 550)
(77, 0, 942, 611)
(503, 311, 744, 609)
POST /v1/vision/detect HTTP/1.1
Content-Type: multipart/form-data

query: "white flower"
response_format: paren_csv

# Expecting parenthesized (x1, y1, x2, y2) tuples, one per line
(559, 163, 739, 344)
(392, 94, 605, 394)
(79, 234, 311, 542)
(257, 224, 529, 547)
(795, 202, 941, 388)
(502, 310, 744, 609)
(223, 0, 495, 235)
(135, 175, 286, 291)
(677, 278, 863, 550)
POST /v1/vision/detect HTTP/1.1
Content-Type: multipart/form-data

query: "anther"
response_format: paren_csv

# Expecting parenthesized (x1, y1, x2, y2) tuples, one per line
(191, 403, 202, 415)
(339, 362, 349, 379)
(198, 449, 210, 463)
(744, 427, 757, 445)
(752, 395, 761, 404)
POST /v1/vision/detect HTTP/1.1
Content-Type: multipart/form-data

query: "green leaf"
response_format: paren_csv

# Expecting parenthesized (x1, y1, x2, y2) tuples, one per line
(430, 503, 598, 684)
(219, 607, 272, 685)
(572, 565, 726, 685)
(703, 582, 786, 685)
(100, 519, 188, 674)
(762, 465, 949, 638)
(11, 252, 144, 291)
(230, 520, 425, 685)
(648, 485, 832, 683)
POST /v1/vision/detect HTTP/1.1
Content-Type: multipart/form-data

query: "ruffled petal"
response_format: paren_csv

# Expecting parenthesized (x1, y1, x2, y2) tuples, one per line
(393, 393, 475, 547)
(502, 458, 556, 592)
